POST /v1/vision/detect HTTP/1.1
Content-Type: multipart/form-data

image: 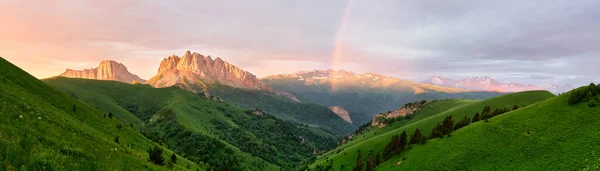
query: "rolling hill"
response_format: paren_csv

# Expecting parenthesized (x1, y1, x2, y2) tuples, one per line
(43, 77, 341, 170)
(376, 85, 600, 170)
(0, 57, 202, 170)
(263, 70, 503, 125)
(308, 90, 555, 170)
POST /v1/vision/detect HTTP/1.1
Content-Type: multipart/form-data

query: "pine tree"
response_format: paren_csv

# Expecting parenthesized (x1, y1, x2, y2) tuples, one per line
(366, 155, 373, 171)
(391, 135, 400, 153)
(482, 106, 491, 115)
(383, 143, 392, 160)
(353, 151, 363, 171)
(409, 128, 422, 145)
(171, 153, 177, 164)
(442, 116, 454, 135)
(399, 130, 407, 151)
(430, 123, 443, 139)
(472, 112, 480, 122)
(148, 146, 165, 165)
(375, 152, 381, 166)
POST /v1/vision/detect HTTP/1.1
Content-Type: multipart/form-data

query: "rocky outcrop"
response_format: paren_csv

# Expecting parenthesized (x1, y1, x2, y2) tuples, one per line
(251, 109, 264, 116)
(329, 106, 352, 123)
(148, 50, 300, 102)
(60, 60, 145, 83)
(371, 100, 431, 127)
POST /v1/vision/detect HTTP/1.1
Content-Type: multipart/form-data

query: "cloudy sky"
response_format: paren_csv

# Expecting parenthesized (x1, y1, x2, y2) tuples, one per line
(1, 0, 599, 86)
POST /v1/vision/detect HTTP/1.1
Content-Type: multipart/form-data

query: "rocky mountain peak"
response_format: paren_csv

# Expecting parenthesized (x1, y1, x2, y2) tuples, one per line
(60, 60, 145, 84)
(148, 50, 300, 102)
(329, 106, 352, 123)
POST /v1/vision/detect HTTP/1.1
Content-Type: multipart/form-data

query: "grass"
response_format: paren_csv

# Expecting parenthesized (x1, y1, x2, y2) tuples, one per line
(44, 77, 340, 170)
(340, 99, 475, 149)
(308, 90, 554, 170)
(376, 87, 600, 170)
(0, 57, 203, 170)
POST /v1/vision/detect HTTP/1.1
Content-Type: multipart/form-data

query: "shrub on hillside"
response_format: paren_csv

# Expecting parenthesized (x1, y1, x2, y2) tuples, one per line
(588, 99, 597, 107)
(170, 153, 177, 164)
(148, 146, 166, 166)
(472, 112, 481, 122)
(569, 83, 600, 105)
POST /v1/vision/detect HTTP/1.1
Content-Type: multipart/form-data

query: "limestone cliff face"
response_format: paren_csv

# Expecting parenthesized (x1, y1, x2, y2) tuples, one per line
(371, 100, 431, 127)
(60, 60, 145, 84)
(329, 106, 352, 123)
(148, 50, 300, 102)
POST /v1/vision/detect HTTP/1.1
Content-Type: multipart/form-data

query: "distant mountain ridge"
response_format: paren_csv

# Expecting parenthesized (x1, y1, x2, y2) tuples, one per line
(422, 76, 572, 94)
(60, 60, 145, 83)
(263, 70, 502, 125)
(265, 70, 468, 94)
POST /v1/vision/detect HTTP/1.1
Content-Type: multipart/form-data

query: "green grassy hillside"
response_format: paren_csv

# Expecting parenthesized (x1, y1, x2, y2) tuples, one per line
(208, 84, 357, 134)
(44, 77, 340, 170)
(340, 99, 475, 150)
(308, 90, 554, 170)
(0, 57, 202, 170)
(263, 79, 502, 125)
(377, 86, 600, 170)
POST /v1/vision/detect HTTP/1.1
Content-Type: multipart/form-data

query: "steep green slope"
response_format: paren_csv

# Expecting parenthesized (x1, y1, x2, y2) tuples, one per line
(377, 86, 600, 170)
(0, 57, 202, 170)
(44, 77, 340, 170)
(264, 78, 502, 125)
(341, 99, 475, 150)
(309, 90, 554, 170)
(208, 84, 357, 134)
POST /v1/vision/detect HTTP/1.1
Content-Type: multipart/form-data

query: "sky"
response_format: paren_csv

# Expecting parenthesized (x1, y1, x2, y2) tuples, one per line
(1, 0, 599, 86)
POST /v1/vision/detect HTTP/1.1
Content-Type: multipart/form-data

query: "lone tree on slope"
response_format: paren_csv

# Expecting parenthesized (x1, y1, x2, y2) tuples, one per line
(148, 146, 166, 166)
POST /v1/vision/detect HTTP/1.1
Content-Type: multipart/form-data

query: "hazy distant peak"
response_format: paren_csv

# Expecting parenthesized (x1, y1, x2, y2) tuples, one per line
(422, 75, 573, 94)
(60, 60, 145, 84)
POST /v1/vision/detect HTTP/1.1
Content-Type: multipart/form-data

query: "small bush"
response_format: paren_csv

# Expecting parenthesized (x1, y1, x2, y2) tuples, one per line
(114, 136, 120, 144)
(588, 99, 597, 107)
(170, 153, 177, 164)
(148, 146, 165, 165)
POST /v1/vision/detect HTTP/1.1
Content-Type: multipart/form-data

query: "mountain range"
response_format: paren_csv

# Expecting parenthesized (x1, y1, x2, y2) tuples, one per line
(59, 51, 354, 135)
(263, 70, 502, 125)
(59, 53, 573, 127)
(422, 76, 572, 94)
(2, 51, 597, 170)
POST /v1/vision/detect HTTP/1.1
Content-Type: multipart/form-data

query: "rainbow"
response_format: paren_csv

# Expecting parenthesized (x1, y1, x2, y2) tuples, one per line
(329, 0, 354, 92)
